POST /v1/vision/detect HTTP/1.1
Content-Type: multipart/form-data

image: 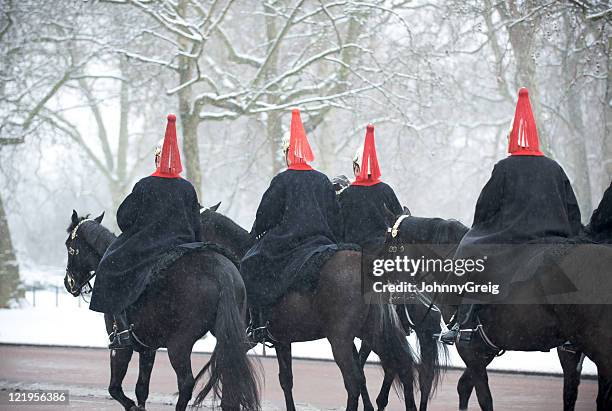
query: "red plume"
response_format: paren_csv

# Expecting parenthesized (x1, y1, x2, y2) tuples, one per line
(353, 124, 382, 186)
(152, 114, 183, 178)
(287, 109, 314, 170)
(508, 88, 543, 156)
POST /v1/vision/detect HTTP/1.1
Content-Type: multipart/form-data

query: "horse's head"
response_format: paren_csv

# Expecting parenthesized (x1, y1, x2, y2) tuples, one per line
(199, 202, 252, 258)
(384, 209, 468, 266)
(64, 210, 105, 296)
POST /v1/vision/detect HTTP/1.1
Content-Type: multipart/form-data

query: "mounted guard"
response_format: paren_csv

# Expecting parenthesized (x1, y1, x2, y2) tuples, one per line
(89, 114, 203, 349)
(439, 88, 582, 344)
(241, 108, 344, 344)
(338, 124, 403, 248)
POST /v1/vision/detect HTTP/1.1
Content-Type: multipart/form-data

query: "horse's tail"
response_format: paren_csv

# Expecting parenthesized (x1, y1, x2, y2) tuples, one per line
(414, 310, 448, 398)
(192, 264, 261, 410)
(371, 303, 417, 394)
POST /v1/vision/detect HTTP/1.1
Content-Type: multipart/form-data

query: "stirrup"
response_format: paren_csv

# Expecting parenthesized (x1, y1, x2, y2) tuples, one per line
(108, 329, 132, 350)
(436, 325, 474, 345)
(247, 323, 278, 348)
(436, 323, 459, 345)
(436, 330, 458, 345)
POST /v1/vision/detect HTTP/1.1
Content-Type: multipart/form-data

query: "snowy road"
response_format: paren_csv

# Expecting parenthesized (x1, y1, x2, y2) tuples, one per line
(0, 344, 600, 410)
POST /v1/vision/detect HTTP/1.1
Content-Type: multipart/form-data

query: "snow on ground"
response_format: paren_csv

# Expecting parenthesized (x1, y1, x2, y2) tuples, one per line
(19, 263, 67, 287)
(0, 283, 597, 376)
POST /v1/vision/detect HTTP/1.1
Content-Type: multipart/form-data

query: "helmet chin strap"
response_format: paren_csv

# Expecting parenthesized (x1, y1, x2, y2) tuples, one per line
(154, 144, 162, 168)
(353, 163, 360, 178)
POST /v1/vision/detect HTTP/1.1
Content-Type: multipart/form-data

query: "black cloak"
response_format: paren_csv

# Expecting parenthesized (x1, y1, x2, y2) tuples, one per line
(454, 155, 582, 302)
(89, 176, 202, 314)
(240, 169, 344, 308)
(338, 182, 403, 247)
(588, 182, 612, 243)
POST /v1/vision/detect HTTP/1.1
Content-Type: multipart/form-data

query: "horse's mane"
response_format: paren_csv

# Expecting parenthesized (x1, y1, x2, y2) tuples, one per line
(201, 209, 253, 254)
(67, 216, 116, 256)
(399, 216, 468, 245)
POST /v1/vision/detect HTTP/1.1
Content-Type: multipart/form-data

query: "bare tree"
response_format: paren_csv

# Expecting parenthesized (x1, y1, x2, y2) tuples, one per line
(101, 0, 421, 194)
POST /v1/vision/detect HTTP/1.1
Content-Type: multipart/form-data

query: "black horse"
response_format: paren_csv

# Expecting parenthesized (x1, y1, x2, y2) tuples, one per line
(64, 211, 260, 411)
(384, 213, 612, 411)
(199, 206, 425, 411)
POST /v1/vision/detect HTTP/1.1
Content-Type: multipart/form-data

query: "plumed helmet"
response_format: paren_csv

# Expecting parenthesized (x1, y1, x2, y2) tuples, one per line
(286, 108, 314, 166)
(352, 124, 381, 186)
(151, 114, 183, 178)
(508, 87, 543, 156)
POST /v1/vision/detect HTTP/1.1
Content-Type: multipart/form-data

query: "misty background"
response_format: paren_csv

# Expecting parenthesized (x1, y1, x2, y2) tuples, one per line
(1, 0, 611, 306)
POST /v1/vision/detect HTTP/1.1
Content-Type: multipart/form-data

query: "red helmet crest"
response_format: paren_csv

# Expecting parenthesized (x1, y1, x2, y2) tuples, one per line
(508, 88, 543, 156)
(152, 114, 183, 178)
(352, 124, 382, 186)
(287, 109, 314, 170)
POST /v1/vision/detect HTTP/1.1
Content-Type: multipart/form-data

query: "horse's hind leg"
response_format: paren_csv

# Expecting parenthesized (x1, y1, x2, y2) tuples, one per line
(167, 341, 195, 411)
(360, 340, 392, 411)
(353, 344, 374, 411)
(329, 337, 368, 411)
(458, 344, 494, 411)
(398, 365, 417, 411)
(135, 350, 157, 409)
(468, 364, 493, 411)
(558, 347, 583, 411)
(416, 328, 438, 411)
(596, 364, 612, 411)
(359, 341, 371, 368)
(376, 367, 395, 411)
(109, 348, 137, 411)
(457, 368, 473, 411)
(371, 342, 417, 411)
(276, 342, 296, 411)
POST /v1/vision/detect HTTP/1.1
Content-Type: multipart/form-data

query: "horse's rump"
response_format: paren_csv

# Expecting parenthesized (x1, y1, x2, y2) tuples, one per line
(536, 243, 612, 305)
(461, 240, 612, 304)
(243, 242, 360, 309)
(94, 242, 238, 314)
(151, 242, 240, 281)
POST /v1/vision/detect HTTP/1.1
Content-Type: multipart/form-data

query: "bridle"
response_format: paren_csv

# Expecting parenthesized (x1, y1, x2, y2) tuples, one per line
(66, 219, 98, 296)
(388, 214, 410, 239)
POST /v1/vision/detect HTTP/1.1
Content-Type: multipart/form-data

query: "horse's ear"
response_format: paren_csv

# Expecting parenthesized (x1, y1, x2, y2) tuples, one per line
(209, 202, 221, 212)
(94, 212, 105, 224)
(403, 206, 411, 216)
(71, 210, 79, 226)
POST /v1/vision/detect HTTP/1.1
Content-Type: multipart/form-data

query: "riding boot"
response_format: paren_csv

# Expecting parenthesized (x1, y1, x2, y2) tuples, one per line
(108, 311, 133, 350)
(439, 304, 475, 345)
(245, 309, 260, 348)
(246, 307, 277, 347)
(560, 340, 579, 354)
